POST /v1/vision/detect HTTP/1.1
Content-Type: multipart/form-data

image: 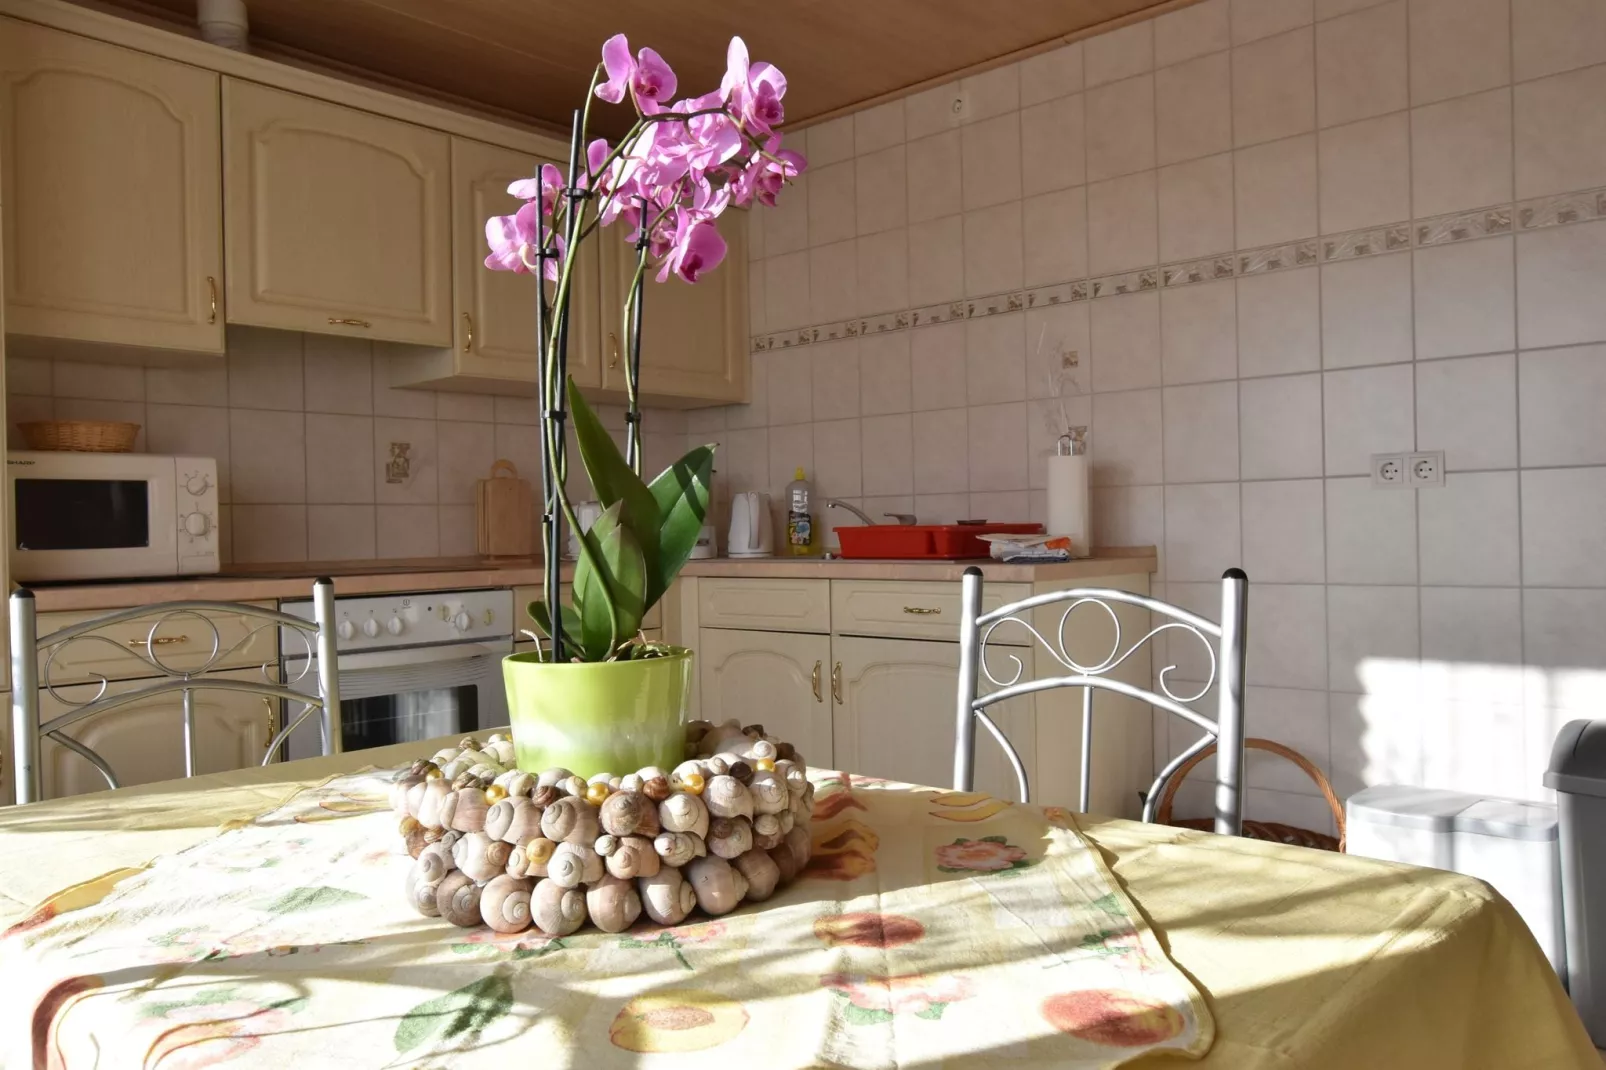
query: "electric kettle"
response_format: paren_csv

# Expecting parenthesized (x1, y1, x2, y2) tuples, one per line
(728, 491, 775, 557)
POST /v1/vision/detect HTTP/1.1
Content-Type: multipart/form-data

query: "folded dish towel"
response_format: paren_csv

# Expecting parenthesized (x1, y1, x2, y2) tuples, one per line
(980, 533, 1074, 562)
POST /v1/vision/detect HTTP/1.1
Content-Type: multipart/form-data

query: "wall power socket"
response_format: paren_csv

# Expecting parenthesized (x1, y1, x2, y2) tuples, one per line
(1371, 451, 1445, 489)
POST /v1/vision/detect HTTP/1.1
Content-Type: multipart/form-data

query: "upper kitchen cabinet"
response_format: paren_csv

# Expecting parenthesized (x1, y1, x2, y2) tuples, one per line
(0, 19, 224, 355)
(597, 207, 748, 407)
(223, 79, 452, 346)
(389, 137, 601, 394)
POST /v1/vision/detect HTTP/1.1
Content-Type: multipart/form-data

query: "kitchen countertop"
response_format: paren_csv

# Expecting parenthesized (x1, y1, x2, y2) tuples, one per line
(20, 547, 1157, 612)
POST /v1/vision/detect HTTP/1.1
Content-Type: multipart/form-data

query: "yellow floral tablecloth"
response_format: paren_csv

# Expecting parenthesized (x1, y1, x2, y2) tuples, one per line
(2, 768, 1211, 1069)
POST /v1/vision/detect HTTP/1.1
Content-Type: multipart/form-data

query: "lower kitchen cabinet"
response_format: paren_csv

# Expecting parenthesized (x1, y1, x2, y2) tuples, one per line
(698, 628, 831, 768)
(38, 669, 273, 800)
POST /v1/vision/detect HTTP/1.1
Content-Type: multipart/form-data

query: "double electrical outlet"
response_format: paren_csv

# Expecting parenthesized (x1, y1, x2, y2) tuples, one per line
(1371, 451, 1445, 489)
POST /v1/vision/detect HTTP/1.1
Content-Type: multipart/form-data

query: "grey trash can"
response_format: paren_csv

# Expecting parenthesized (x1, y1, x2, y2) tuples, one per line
(1545, 719, 1606, 1045)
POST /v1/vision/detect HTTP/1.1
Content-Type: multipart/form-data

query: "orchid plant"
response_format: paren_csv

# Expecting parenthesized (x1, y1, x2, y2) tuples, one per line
(484, 34, 805, 663)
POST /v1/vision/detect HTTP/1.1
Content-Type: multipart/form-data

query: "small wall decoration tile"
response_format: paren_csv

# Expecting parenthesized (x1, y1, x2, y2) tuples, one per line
(1238, 240, 1319, 277)
(1323, 225, 1410, 262)
(1517, 187, 1606, 231)
(1416, 206, 1514, 247)
(1090, 268, 1158, 297)
(1163, 255, 1236, 288)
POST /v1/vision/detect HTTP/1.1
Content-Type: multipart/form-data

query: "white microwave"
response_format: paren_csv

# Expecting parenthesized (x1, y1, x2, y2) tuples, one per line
(6, 452, 220, 582)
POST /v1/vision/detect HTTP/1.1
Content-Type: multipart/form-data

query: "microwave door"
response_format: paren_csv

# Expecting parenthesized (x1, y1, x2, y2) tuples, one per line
(10, 466, 179, 581)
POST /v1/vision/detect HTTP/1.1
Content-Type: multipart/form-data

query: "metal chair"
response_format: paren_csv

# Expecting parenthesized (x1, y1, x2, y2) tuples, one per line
(9, 579, 343, 805)
(954, 567, 1249, 836)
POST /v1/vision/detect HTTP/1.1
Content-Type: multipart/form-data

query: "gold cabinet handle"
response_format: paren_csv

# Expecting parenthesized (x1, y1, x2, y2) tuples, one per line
(263, 697, 276, 756)
(461, 312, 474, 353)
(206, 276, 218, 324)
(831, 661, 842, 705)
(811, 660, 823, 704)
(328, 317, 372, 329)
(129, 635, 188, 647)
(608, 332, 621, 369)
(902, 606, 942, 616)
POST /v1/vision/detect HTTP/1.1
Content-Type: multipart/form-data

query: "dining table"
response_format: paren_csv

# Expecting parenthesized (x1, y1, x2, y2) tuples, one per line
(0, 734, 1595, 1070)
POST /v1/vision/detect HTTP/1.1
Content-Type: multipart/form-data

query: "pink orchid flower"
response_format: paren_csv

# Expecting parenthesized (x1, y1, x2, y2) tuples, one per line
(657, 211, 726, 284)
(485, 204, 563, 281)
(506, 162, 565, 216)
(721, 36, 787, 134)
(596, 33, 677, 112)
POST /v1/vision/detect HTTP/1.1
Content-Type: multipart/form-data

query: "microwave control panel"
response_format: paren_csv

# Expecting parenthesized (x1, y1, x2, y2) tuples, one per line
(175, 456, 220, 574)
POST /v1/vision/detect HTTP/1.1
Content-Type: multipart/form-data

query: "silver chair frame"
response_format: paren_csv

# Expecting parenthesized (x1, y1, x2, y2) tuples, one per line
(954, 567, 1248, 836)
(9, 579, 343, 805)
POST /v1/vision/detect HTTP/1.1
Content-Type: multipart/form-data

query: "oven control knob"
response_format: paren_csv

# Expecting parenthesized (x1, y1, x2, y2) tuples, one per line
(182, 511, 210, 536)
(184, 472, 212, 496)
(361, 618, 380, 638)
(336, 619, 355, 640)
(454, 611, 473, 632)
(386, 615, 405, 636)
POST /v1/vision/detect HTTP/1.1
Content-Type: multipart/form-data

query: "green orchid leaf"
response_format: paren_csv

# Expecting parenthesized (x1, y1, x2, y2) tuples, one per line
(527, 600, 581, 655)
(647, 444, 714, 604)
(572, 502, 646, 660)
(393, 972, 513, 1054)
(568, 378, 661, 580)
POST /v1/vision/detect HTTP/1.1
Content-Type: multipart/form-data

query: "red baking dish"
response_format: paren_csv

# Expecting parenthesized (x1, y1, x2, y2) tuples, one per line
(836, 522, 1044, 559)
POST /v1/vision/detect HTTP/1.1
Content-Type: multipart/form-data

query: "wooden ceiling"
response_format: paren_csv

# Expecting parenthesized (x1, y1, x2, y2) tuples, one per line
(83, 0, 1186, 135)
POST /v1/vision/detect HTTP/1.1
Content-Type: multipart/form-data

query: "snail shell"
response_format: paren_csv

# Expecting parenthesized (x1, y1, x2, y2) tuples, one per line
(535, 767, 574, 790)
(752, 812, 784, 851)
(508, 836, 555, 879)
(696, 719, 748, 757)
(619, 773, 644, 794)
(735, 847, 782, 901)
(415, 842, 453, 884)
(492, 769, 536, 799)
(417, 777, 453, 828)
(658, 791, 709, 838)
(748, 771, 788, 814)
(486, 739, 516, 766)
(783, 824, 813, 872)
(686, 855, 749, 916)
(712, 752, 753, 783)
(777, 808, 796, 835)
(585, 873, 643, 934)
(775, 740, 797, 762)
(588, 771, 616, 787)
(653, 830, 704, 868)
(453, 831, 512, 882)
(530, 785, 561, 810)
(708, 816, 754, 859)
(704, 775, 755, 820)
(437, 758, 470, 781)
(436, 871, 483, 927)
(480, 874, 535, 933)
(599, 791, 660, 838)
(684, 718, 713, 744)
(642, 775, 672, 802)
(448, 787, 489, 833)
(540, 795, 601, 845)
(639, 866, 698, 926)
(391, 773, 424, 815)
(603, 835, 660, 880)
(404, 778, 429, 820)
(487, 795, 543, 845)
(743, 737, 779, 762)
(531, 878, 588, 936)
(557, 774, 588, 798)
(547, 841, 604, 889)
(406, 854, 447, 917)
(672, 759, 710, 783)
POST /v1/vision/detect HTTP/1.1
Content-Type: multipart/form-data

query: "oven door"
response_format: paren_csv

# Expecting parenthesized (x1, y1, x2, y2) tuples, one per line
(282, 640, 510, 761)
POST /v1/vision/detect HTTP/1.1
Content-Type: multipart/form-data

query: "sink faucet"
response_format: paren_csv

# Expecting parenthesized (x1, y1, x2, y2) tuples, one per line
(825, 500, 916, 526)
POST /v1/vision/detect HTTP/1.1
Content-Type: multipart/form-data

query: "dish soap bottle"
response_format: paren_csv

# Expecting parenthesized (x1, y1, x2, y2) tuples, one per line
(786, 467, 814, 556)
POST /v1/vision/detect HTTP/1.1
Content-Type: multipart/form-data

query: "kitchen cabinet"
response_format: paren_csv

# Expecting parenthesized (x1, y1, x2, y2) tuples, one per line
(597, 208, 748, 407)
(38, 668, 272, 799)
(699, 628, 831, 766)
(0, 19, 224, 354)
(223, 79, 452, 346)
(390, 138, 603, 395)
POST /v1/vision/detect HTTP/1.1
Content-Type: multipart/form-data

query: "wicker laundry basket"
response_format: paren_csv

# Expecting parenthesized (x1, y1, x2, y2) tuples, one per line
(19, 420, 140, 452)
(1156, 737, 1346, 852)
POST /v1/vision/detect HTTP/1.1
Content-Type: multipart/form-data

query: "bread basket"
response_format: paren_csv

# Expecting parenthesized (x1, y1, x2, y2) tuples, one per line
(19, 420, 141, 453)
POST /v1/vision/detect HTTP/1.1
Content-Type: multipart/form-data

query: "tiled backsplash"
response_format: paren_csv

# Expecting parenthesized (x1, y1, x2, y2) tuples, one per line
(721, 0, 1606, 823)
(6, 327, 688, 564)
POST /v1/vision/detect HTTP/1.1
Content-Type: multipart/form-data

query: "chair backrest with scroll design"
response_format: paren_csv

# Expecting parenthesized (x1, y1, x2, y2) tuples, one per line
(954, 567, 1248, 836)
(9, 580, 342, 805)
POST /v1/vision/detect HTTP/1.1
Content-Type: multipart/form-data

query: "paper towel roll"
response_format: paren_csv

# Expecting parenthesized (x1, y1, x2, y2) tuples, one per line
(1047, 453, 1091, 558)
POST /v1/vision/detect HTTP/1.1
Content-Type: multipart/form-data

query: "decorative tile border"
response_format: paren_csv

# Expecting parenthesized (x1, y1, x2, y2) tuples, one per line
(750, 184, 1606, 353)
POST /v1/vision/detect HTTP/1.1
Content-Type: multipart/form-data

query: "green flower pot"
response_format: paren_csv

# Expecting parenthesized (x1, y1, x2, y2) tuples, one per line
(502, 647, 693, 778)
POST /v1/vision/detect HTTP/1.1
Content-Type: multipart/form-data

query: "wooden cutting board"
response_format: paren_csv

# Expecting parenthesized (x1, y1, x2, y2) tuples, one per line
(476, 459, 535, 556)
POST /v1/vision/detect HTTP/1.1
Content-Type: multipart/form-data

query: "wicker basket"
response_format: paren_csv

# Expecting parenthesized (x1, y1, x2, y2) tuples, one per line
(1155, 737, 1347, 852)
(19, 420, 141, 453)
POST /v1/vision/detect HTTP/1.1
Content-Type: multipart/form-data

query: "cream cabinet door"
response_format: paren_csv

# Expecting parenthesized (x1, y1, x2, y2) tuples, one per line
(38, 669, 274, 800)
(598, 209, 747, 406)
(223, 79, 451, 345)
(698, 628, 831, 767)
(0, 19, 223, 353)
(447, 138, 600, 391)
(832, 635, 1032, 799)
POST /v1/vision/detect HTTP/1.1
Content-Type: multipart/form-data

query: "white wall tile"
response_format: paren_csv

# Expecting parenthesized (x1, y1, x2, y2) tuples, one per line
(1232, 29, 1317, 147)
(1091, 483, 1165, 553)
(856, 229, 910, 316)
(1321, 252, 1414, 368)
(52, 360, 143, 401)
(1517, 222, 1606, 350)
(435, 392, 491, 423)
(1242, 478, 1326, 582)
(1240, 373, 1324, 479)
(308, 504, 376, 561)
(146, 403, 231, 500)
(1158, 53, 1233, 168)
(905, 132, 962, 223)
(910, 322, 968, 411)
(962, 203, 1024, 296)
(1235, 135, 1318, 248)
(1028, 394, 1092, 488)
(1315, 1, 1407, 128)
(230, 409, 304, 503)
(807, 161, 857, 247)
(1237, 267, 1321, 377)
(1165, 481, 1241, 578)
(52, 398, 145, 449)
(1319, 113, 1410, 233)
(303, 335, 373, 414)
(7, 357, 51, 395)
(767, 423, 814, 503)
(1409, 0, 1511, 106)
(1325, 476, 1418, 583)
(1025, 303, 1091, 398)
(1419, 471, 1521, 586)
(1324, 363, 1415, 474)
(766, 345, 813, 425)
(376, 504, 439, 559)
(1413, 237, 1516, 359)
(1091, 388, 1163, 485)
(968, 402, 1029, 490)
(1088, 171, 1160, 275)
(1522, 466, 1606, 587)
(859, 333, 912, 416)
(1416, 353, 1517, 471)
(1420, 587, 1523, 667)
(1232, 0, 1314, 46)
(1515, 65, 1606, 200)
(960, 64, 1022, 123)
(805, 116, 855, 166)
(1021, 95, 1087, 196)
(961, 114, 1023, 210)
(1524, 588, 1606, 677)
(720, 427, 768, 495)
(912, 408, 969, 493)
(748, 260, 768, 335)
(1021, 43, 1085, 106)
(1520, 344, 1606, 466)
(813, 418, 862, 498)
(227, 327, 303, 411)
(306, 412, 376, 504)
(438, 505, 476, 558)
(1022, 187, 1089, 286)
(1164, 381, 1241, 482)
(907, 216, 965, 306)
(764, 172, 809, 255)
(374, 417, 437, 505)
(914, 492, 971, 524)
(1086, 74, 1157, 182)
(811, 338, 860, 421)
(494, 395, 540, 425)
(1159, 153, 1236, 262)
(809, 241, 859, 323)
(1244, 685, 1333, 792)
(763, 252, 811, 331)
(1248, 584, 1328, 689)
(966, 314, 1027, 405)
(1156, 0, 1231, 66)
(1091, 291, 1162, 392)
(492, 424, 541, 490)
(1161, 279, 1238, 384)
(1328, 584, 1418, 692)
(861, 414, 914, 496)
(855, 146, 908, 235)
(1410, 89, 1514, 218)
(854, 99, 906, 156)
(1086, 19, 1155, 86)
(969, 490, 1029, 522)
(232, 505, 307, 564)
(1513, 0, 1606, 80)
(905, 81, 962, 141)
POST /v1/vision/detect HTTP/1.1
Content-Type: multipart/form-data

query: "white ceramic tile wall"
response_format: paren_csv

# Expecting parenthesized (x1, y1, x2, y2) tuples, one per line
(7, 326, 689, 565)
(735, 0, 1606, 825)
